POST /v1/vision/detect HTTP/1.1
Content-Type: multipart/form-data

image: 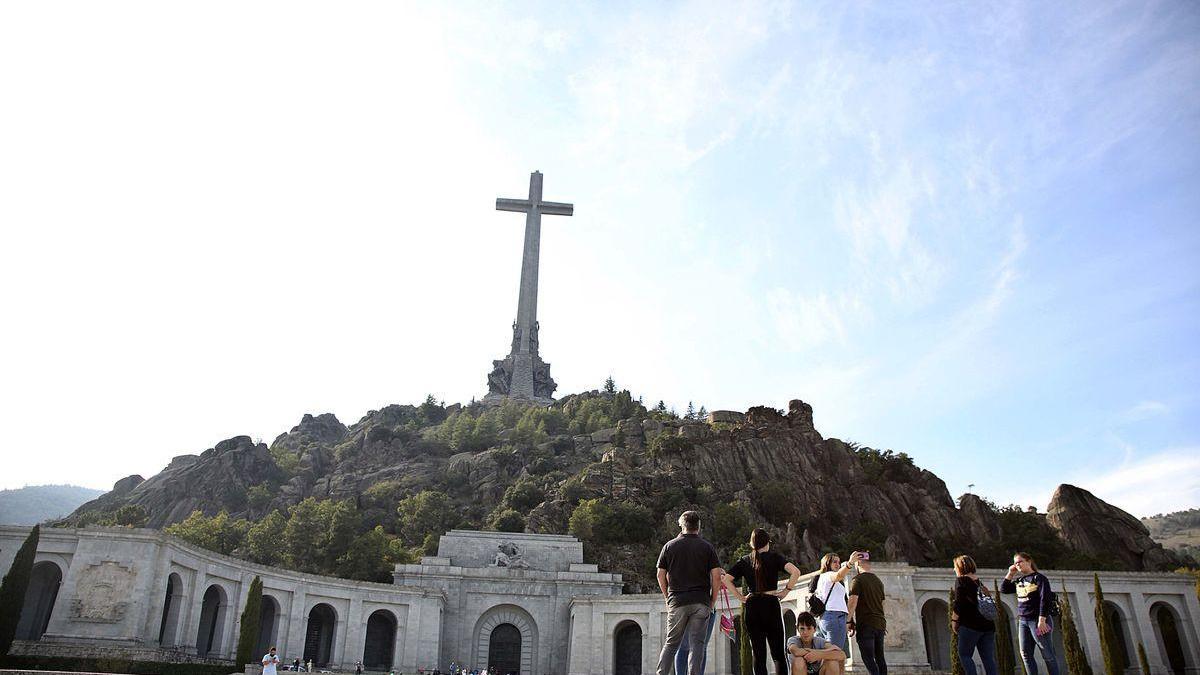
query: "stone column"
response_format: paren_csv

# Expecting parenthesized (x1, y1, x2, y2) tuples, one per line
(1130, 591, 1166, 672)
(181, 570, 209, 654)
(287, 589, 308, 664)
(340, 596, 362, 669)
(221, 577, 243, 659)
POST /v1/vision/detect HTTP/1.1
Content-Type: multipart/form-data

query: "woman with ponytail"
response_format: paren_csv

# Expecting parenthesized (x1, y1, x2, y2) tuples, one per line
(723, 528, 802, 675)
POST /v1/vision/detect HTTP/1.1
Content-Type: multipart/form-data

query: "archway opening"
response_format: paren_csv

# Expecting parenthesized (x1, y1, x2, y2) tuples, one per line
(488, 623, 522, 675)
(304, 603, 337, 667)
(1151, 603, 1188, 675)
(196, 585, 228, 658)
(783, 610, 797, 641)
(921, 598, 952, 672)
(256, 595, 280, 657)
(1103, 601, 1132, 669)
(614, 620, 642, 675)
(364, 610, 397, 670)
(16, 561, 62, 641)
(158, 573, 183, 647)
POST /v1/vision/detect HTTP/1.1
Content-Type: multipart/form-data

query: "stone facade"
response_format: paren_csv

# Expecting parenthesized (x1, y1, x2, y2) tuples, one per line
(3, 527, 1198, 675)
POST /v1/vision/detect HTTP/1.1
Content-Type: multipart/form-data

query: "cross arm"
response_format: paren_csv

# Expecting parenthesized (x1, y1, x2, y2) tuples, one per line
(539, 201, 574, 216)
(496, 198, 532, 213)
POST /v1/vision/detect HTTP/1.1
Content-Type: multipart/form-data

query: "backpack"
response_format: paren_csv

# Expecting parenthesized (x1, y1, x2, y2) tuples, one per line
(807, 574, 837, 617)
(976, 579, 998, 622)
(1044, 578, 1061, 617)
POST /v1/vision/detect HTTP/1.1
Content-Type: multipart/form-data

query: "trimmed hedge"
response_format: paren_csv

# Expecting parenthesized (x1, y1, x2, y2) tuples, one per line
(0, 654, 237, 675)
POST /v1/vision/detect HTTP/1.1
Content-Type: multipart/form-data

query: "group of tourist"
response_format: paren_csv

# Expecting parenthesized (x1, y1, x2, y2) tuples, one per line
(656, 510, 1062, 675)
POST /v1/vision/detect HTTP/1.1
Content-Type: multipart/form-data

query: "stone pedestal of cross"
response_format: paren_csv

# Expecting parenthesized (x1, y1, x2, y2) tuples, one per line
(485, 171, 573, 403)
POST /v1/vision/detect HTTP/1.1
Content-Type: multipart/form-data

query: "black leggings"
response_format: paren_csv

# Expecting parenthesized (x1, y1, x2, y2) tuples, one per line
(745, 594, 787, 675)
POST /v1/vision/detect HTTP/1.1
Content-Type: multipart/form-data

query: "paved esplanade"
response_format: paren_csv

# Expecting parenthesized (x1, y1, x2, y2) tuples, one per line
(486, 171, 572, 402)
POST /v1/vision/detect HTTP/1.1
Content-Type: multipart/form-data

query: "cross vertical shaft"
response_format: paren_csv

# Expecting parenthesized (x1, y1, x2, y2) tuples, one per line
(489, 171, 573, 401)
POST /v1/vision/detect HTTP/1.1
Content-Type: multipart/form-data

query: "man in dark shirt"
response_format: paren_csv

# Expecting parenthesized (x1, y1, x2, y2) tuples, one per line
(656, 510, 721, 675)
(847, 554, 887, 675)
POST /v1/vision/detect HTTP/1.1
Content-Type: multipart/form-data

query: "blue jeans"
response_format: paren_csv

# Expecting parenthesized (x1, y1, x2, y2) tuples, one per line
(818, 610, 848, 652)
(676, 610, 716, 675)
(958, 626, 998, 675)
(1018, 617, 1060, 675)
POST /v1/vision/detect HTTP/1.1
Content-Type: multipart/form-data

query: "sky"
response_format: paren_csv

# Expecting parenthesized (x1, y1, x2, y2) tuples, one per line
(1, 1, 1197, 518)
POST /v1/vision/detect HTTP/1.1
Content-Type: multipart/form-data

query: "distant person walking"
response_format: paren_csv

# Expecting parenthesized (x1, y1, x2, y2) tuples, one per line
(847, 552, 887, 675)
(262, 647, 279, 675)
(813, 551, 862, 652)
(655, 510, 722, 675)
(724, 528, 801, 675)
(952, 555, 998, 675)
(1001, 552, 1060, 675)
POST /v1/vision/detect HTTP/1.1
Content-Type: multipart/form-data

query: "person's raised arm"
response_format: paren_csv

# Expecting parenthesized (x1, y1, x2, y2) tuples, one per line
(833, 552, 860, 583)
(781, 562, 801, 595)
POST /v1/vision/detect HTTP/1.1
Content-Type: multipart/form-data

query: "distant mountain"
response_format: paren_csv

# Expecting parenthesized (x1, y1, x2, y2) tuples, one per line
(1142, 508, 1200, 561)
(0, 484, 105, 525)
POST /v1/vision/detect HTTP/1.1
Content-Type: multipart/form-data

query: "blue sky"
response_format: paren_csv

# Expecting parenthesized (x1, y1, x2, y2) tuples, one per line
(1, 1, 1197, 517)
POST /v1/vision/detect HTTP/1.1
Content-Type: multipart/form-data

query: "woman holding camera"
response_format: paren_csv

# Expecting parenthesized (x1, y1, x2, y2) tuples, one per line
(1001, 552, 1060, 675)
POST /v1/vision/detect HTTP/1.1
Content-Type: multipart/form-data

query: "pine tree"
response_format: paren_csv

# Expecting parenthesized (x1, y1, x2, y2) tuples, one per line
(995, 582, 1017, 675)
(235, 576, 263, 669)
(1059, 591, 1094, 675)
(1094, 574, 1124, 675)
(697, 405, 708, 420)
(1136, 642, 1151, 675)
(0, 525, 40, 656)
(603, 376, 616, 395)
(951, 588, 966, 675)
(685, 402, 696, 420)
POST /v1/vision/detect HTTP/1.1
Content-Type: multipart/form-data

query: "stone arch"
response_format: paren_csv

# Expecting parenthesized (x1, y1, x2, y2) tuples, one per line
(16, 560, 62, 641)
(363, 609, 397, 670)
(1150, 602, 1190, 675)
(921, 597, 952, 672)
(158, 573, 184, 647)
(473, 604, 538, 675)
(304, 603, 338, 668)
(613, 620, 643, 675)
(256, 594, 281, 657)
(196, 584, 230, 657)
(1103, 600, 1133, 669)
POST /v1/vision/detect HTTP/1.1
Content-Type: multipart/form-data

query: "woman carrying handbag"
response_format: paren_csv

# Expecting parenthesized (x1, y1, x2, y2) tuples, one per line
(724, 529, 802, 675)
(952, 554, 998, 675)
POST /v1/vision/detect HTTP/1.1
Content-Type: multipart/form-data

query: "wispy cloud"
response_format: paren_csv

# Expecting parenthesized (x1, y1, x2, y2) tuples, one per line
(1119, 400, 1169, 423)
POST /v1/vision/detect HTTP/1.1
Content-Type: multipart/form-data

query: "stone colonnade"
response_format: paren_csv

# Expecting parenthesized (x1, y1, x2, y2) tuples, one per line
(569, 563, 1200, 675)
(0, 526, 443, 672)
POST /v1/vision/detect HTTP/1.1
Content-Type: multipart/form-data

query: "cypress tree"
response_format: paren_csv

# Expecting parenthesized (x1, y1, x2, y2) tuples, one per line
(994, 581, 1017, 675)
(0, 525, 40, 657)
(1059, 589, 1093, 675)
(235, 576, 264, 670)
(1094, 574, 1124, 675)
(739, 604, 752, 675)
(951, 588, 966, 675)
(1136, 642, 1151, 675)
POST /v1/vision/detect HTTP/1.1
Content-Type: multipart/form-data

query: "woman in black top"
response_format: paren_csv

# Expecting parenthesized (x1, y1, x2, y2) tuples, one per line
(723, 528, 802, 675)
(952, 555, 998, 675)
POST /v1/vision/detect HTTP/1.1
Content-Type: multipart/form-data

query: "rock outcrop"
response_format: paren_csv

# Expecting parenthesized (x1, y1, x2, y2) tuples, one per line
(1046, 484, 1180, 570)
(60, 394, 1173, 585)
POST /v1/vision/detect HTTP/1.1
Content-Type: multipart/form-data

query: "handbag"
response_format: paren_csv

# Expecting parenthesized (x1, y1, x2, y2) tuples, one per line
(976, 579, 998, 621)
(807, 574, 837, 617)
(718, 587, 738, 641)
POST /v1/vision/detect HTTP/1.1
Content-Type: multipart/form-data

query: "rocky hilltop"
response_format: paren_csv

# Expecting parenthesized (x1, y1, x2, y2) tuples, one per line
(60, 392, 1183, 587)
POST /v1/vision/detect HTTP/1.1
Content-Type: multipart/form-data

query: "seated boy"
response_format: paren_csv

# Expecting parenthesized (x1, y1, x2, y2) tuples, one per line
(788, 611, 847, 675)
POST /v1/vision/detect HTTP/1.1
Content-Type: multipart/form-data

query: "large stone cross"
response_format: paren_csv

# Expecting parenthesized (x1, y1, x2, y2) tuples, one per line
(496, 171, 573, 356)
(486, 171, 572, 402)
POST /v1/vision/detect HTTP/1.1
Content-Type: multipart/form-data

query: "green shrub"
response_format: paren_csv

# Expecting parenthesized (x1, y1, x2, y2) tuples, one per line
(994, 582, 1016, 675)
(1094, 574, 1124, 675)
(489, 509, 526, 533)
(1059, 590, 1094, 675)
